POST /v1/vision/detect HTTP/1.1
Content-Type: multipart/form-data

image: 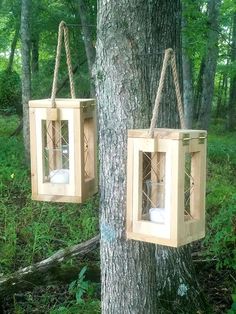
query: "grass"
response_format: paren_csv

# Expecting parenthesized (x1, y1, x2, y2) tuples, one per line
(204, 127, 236, 270)
(0, 114, 235, 312)
(0, 114, 100, 312)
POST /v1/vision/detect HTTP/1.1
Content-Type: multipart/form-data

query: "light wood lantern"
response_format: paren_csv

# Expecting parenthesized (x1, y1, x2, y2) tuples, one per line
(29, 98, 97, 203)
(126, 128, 207, 247)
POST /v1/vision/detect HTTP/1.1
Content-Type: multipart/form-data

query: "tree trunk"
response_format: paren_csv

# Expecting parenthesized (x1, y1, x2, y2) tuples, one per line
(31, 34, 39, 74)
(77, 0, 96, 97)
(182, 12, 194, 129)
(194, 59, 205, 121)
(197, 0, 221, 130)
(7, 26, 19, 72)
(96, 1, 208, 313)
(228, 12, 236, 130)
(20, 0, 31, 163)
(182, 48, 194, 129)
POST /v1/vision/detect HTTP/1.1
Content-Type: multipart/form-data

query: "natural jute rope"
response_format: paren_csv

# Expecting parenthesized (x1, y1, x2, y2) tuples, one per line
(51, 21, 76, 107)
(148, 48, 186, 137)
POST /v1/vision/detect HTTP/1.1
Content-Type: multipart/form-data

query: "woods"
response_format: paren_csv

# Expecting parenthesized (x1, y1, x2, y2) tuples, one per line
(0, 0, 235, 313)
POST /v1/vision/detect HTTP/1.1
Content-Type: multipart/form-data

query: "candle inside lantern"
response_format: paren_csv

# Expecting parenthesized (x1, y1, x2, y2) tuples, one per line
(149, 207, 165, 224)
(50, 169, 69, 184)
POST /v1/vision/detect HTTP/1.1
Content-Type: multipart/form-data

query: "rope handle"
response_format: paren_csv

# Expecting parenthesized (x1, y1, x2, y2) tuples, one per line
(148, 48, 186, 137)
(51, 21, 76, 107)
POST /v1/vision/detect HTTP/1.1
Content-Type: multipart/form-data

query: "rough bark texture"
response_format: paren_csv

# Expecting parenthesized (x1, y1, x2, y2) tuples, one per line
(155, 245, 210, 313)
(20, 0, 31, 163)
(96, 1, 208, 313)
(228, 12, 236, 130)
(77, 0, 96, 96)
(197, 0, 221, 130)
(182, 52, 194, 129)
(182, 12, 194, 129)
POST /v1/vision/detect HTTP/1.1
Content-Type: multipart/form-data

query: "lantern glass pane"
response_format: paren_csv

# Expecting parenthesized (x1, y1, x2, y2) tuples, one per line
(84, 118, 95, 180)
(184, 152, 194, 220)
(42, 120, 70, 184)
(141, 152, 166, 224)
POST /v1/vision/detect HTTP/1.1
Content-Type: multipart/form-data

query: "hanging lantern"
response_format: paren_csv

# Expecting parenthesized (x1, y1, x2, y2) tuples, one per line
(126, 49, 207, 247)
(29, 21, 97, 203)
(126, 128, 207, 247)
(29, 99, 97, 203)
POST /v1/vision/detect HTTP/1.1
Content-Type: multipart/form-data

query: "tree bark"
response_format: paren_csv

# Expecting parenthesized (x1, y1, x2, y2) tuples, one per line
(96, 1, 208, 313)
(31, 34, 39, 74)
(182, 10, 194, 129)
(77, 0, 96, 96)
(20, 0, 31, 163)
(182, 49, 194, 129)
(96, 1, 158, 313)
(197, 0, 221, 130)
(228, 12, 236, 130)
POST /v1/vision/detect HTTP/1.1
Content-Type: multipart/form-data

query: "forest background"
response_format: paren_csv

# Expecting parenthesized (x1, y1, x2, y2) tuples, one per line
(0, 0, 235, 313)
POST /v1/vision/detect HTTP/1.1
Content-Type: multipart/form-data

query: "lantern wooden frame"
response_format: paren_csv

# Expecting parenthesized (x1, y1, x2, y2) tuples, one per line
(29, 98, 97, 203)
(126, 128, 207, 247)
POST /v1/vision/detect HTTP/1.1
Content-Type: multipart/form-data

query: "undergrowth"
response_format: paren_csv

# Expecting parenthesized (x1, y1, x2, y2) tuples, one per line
(0, 115, 235, 313)
(204, 131, 236, 271)
(0, 115, 100, 312)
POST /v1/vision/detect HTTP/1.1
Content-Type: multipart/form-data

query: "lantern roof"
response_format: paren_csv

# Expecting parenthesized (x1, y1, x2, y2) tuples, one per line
(128, 128, 207, 141)
(29, 98, 95, 109)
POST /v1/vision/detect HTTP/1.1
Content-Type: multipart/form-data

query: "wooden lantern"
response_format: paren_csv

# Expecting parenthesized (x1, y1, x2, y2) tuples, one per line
(126, 128, 207, 247)
(29, 98, 97, 203)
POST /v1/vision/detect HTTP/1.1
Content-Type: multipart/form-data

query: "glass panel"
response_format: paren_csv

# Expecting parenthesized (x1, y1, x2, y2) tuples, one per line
(141, 152, 166, 224)
(184, 152, 194, 220)
(42, 120, 70, 184)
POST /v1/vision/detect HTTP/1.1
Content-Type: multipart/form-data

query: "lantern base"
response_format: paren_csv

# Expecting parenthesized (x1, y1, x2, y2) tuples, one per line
(127, 224, 205, 247)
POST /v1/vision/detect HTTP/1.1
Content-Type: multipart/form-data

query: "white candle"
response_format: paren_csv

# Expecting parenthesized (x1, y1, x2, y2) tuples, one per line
(50, 169, 69, 184)
(149, 207, 165, 224)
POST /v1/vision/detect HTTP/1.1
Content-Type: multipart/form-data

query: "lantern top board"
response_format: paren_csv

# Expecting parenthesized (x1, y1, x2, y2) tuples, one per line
(126, 128, 207, 247)
(29, 98, 97, 203)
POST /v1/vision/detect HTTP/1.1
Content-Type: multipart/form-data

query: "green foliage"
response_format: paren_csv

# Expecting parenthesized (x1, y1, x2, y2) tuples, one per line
(49, 300, 101, 314)
(69, 266, 89, 303)
(0, 70, 21, 114)
(0, 114, 99, 274)
(204, 131, 236, 270)
(49, 266, 101, 314)
(227, 292, 236, 314)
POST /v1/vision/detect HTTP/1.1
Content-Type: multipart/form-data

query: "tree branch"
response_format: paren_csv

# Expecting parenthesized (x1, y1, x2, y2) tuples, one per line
(0, 235, 100, 298)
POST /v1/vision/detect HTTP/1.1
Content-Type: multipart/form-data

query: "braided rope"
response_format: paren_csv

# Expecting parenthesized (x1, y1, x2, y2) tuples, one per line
(148, 48, 186, 137)
(148, 48, 172, 137)
(63, 26, 76, 99)
(51, 21, 76, 107)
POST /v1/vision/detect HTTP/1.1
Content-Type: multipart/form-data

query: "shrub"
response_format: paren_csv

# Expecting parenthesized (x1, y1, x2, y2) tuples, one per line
(0, 70, 22, 115)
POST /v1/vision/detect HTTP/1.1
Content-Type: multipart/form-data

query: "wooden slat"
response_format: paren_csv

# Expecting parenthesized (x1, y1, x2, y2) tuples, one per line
(128, 128, 207, 140)
(126, 138, 134, 233)
(29, 98, 95, 109)
(32, 194, 82, 203)
(29, 109, 38, 198)
(74, 108, 83, 199)
(126, 231, 178, 247)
